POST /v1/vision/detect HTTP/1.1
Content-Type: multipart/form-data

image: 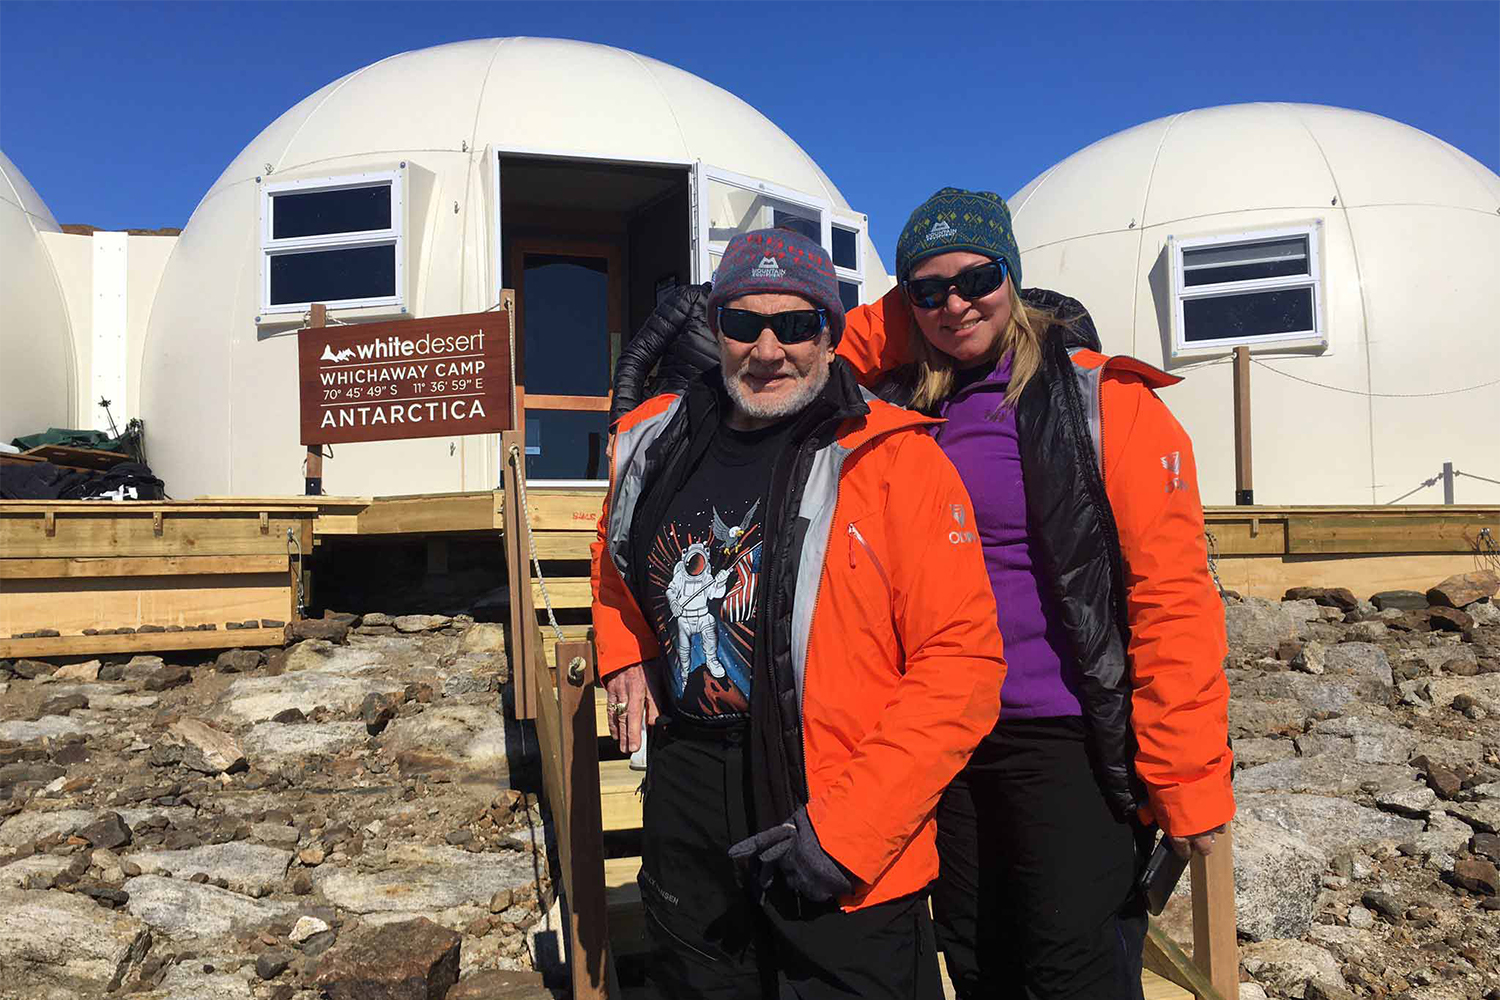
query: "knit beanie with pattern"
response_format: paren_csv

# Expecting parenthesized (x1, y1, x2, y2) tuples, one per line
(894, 187, 1021, 288)
(707, 229, 846, 345)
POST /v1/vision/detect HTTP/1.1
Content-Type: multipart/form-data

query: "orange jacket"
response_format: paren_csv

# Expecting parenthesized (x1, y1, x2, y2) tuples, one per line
(590, 382, 1006, 909)
(836, 287, 1234, 838)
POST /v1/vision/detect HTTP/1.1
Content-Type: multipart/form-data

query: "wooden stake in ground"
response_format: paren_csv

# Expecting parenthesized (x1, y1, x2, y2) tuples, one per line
(1233, 346, 1252, 505)
(305, 303, 327, 496)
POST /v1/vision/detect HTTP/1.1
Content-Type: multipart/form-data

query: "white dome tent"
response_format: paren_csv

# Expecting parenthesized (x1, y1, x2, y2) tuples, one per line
(1009, 103, 1500, 505)
(0, 150, 77, 441)
(141, 38, 888, 498)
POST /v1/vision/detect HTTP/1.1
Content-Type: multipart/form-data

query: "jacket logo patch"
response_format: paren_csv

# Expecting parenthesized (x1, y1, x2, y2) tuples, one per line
(751, 255, 785, 279)
(949, 504, 976, 544)
(1162, 451, 1183, 493)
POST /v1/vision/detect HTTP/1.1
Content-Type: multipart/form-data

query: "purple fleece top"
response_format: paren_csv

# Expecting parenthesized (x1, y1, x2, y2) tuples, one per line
(934, 355, 1083, 720)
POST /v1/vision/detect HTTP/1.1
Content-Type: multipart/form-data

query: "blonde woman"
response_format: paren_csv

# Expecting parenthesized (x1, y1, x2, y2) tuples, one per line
(836, 187, 1233, 999)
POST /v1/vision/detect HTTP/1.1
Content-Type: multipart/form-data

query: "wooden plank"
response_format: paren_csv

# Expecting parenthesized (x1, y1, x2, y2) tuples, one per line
(531, 531, 597, 561)
(355, 493, 500, 535)
(1198, 518, 1288, 557)
(0, 626, 288, 659)
(600, 758, 643, 833)
(20, 445, 133, 471)
(2, 573, 293, 638)
(499, 488, 607, 532)
(1191, 825, 1239, 1000)
(1, 554, 289, 580)
(1145, 924, 1227, 1000)
(1215, 551, 1486, 599)
(0, 512, 310, 559)
(557, 641, 615, 999)
(2, 500, 326, 512)
(1232, 345, 1252, 504)
(1287, 514, 1494, 554)
(605, 857, 645, 957)
(531, 578, 593, 610)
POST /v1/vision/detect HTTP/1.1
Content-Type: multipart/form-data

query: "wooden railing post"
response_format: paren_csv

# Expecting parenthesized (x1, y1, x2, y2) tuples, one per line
(556, 641, 615, 1000)
(501, 430, 536, 720)
(1192, 822, 1239, 998)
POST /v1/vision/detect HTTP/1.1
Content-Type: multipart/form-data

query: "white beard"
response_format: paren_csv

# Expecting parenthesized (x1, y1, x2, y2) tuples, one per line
(724, 358, 831, 422)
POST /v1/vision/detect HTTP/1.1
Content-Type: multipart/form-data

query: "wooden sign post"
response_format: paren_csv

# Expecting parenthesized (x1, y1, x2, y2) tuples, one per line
(305, 304, 327, 495)
(1233, 346, 1253, 505)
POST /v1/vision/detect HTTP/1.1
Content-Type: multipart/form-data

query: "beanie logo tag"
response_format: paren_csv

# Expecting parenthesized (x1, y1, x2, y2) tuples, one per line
(751, 255, 785, 279)
(925, 220, 957, 243)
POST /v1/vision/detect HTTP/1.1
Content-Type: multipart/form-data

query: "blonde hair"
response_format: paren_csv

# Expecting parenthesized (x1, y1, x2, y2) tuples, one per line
(908, 282, 1067, 411)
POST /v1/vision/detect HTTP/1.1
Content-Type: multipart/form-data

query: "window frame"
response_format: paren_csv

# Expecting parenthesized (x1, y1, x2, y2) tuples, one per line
(695, 163, 832, 283)
(1168, 221, 1326, 357)
(831, 211, 866, 308)
(258, 168, 406, 316)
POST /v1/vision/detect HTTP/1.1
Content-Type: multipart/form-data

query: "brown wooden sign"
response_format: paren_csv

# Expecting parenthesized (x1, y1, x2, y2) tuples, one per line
(298, 312, 512, 445)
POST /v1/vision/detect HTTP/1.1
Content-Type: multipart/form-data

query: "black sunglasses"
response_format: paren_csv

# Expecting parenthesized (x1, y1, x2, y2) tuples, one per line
(717, 307, 827, 345)
(903, 259, 1008, 310)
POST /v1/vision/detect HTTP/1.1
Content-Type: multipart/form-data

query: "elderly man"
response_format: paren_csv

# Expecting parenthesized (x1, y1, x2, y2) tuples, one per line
(590, 228, 1006, 999)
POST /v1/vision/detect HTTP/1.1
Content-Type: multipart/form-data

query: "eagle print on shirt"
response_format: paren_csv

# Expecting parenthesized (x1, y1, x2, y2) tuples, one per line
(646, 499, 762, 719)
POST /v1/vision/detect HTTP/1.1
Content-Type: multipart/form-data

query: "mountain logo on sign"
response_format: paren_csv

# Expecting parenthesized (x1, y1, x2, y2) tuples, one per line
(321, 345, 355, 363)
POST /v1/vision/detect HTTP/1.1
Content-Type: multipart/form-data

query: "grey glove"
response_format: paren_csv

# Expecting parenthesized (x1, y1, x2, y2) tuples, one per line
(727, 806, 853, 903)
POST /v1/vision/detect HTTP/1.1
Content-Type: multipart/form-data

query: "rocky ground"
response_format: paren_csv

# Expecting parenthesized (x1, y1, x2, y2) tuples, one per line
(3, 571, 1499, 1000)
(1156, 570, 1500, 1000)
(0, 613, 563, 1000)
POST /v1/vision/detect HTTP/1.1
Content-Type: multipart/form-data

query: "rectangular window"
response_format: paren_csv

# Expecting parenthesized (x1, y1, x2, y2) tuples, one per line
(1171, 223, 1323, 354)
(259, 170, 404, 315)
(832, 217, 864, 309)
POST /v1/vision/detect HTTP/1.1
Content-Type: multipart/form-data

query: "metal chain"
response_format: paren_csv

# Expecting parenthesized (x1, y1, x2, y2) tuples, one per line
(1204, 529, 1226, 599)
(507, 443, 567, 646)
(286, 527, 307, 616)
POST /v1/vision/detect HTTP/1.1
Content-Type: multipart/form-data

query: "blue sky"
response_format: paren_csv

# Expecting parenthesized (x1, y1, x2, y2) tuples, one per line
(2, 1, 1496, 258)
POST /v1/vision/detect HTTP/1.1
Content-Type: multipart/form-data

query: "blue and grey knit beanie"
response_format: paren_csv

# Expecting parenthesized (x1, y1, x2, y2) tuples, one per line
(707, 229, 846, 345)
(894, 187, 1021, 288)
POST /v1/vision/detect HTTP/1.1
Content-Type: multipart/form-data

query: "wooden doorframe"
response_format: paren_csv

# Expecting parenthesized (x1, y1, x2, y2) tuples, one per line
(508, 237, 625, 415)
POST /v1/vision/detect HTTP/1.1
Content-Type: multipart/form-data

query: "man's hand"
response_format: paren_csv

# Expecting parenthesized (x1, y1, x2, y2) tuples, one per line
(604, 662, 659, 754)
(1167, 824, 1226, 860)
(727, 806, 853, 903)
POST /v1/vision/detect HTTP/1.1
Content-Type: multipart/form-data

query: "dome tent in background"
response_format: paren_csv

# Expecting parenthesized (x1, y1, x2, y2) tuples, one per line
(141, 37, 888, 499)
(0, 150, 76, 440)
(1008, 102, 1500, 505)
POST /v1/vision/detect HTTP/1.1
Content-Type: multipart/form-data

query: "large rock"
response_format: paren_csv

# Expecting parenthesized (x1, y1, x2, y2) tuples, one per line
(380, 705, 509, 771)
(393, 614, 453, 633)
(146, 963, 255, 999)
(0, 808, 95, 850)
(1447, 800, 1500, 834)
(1241, 939, 1345, 999)
(1228, 698, 1310, 738)
(1228, 817, 1328, 941)
(0, 855, 72, 888)
(1410, 734, 1486, 770)
(0, 716, 93, 743)
(0, 888, 153, 990)
(213, 666, 401, 724)
(1284, 587, 1358, 612)
(288, 618, 350, 643)
(1427, 570, 1499, 609)
(1232, 671, 1389, 715)
(167, 718, 246, 774)
(123, 875, 296, 938)
(1233, 756, 1414, 797)
(1371, 590, 1428, 612)
(314, 843, 535, 914)
(1238, 793, 1423, 852)
(1424, 674, 1500, 711)
(1226, 599, 1314, 658)
(1232, 738, 1298, 770)
(313, 917, 461, 1000)
(1302, 715, 1417, 764)
(241, 721, 369, 776)
(128, 841, 292, 895)
(458, 623, 507, 656)
(1321, 642, 1394, 686)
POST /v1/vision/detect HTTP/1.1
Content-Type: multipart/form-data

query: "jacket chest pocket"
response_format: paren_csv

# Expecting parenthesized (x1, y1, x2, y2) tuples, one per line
(843, 516, 892, 599)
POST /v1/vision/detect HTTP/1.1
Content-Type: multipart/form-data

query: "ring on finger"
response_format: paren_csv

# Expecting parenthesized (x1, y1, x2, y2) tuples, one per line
(609, 702, 630, 716)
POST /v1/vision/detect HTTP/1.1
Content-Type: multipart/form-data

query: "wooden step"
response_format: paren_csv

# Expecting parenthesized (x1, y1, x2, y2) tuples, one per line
(606, 855, 1191, 1000)
(600, 758, 644, 833)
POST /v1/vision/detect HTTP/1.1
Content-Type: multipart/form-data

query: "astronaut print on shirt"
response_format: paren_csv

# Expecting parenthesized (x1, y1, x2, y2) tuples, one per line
(645, 498, 762, 720)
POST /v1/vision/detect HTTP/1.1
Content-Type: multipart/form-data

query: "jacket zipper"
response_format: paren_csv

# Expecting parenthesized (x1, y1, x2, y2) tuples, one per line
(847, 522, 891, 593)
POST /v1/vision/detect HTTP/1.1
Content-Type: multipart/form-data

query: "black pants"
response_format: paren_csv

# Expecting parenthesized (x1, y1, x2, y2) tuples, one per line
(639, 722, 942, 1000)
(933, 717, 1149, 1000)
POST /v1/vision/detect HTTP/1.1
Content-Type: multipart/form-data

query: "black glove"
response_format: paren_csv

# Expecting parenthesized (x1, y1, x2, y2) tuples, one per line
(727, 806, 853, 903)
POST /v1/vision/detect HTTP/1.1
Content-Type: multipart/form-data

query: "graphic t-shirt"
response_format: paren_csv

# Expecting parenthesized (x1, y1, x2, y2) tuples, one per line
(641, 418, 791, 724)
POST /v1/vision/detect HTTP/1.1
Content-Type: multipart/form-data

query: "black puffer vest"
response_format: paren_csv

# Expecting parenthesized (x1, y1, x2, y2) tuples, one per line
(881, 288, 1146, 820)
